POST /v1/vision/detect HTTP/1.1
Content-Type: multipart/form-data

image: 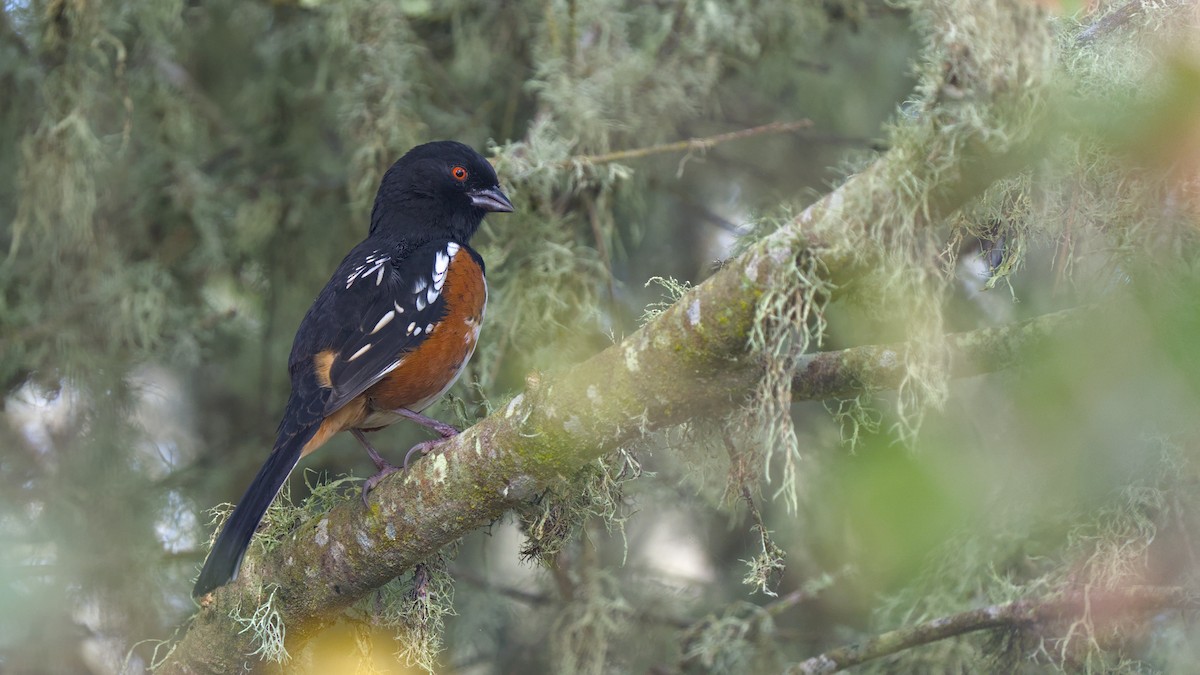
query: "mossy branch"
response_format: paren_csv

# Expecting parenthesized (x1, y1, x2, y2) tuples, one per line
(787, 586, 1200, 675)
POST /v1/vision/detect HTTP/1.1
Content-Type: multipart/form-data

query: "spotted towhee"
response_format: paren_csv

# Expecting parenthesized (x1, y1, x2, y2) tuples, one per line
(192, 141, 512, 598)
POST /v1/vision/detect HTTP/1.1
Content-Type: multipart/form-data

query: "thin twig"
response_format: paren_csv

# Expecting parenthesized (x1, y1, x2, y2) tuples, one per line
(453, 569, 549, 606)
(740, 485, 785, 595)
(151, 52, 244, 143)
(0, 7, 32, 59)
(787, 586, 1200, 674)
(453, 568, 693, 629)
(1076, 0, 1141, 44)
(763, 567, 854, 618)
(791, 307, 1087, 401)
(588, 201, 618, 303)
(564, 120, 814, 167)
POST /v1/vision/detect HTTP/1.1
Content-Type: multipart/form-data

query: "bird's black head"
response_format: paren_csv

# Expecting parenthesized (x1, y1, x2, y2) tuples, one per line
(369, 140, 513, 242)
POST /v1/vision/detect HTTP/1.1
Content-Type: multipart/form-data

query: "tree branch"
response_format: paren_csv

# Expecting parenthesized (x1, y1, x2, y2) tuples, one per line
(1076, 0, 1141, 45)
(787, 586, 1200, 674)
(454, 569, 693, 630)
(791, 307, 1085, 401)
(563, 120, 814, 167)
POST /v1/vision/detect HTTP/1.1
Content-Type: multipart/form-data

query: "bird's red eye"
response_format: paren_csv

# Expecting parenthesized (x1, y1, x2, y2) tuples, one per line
(451, 166, 468, 182)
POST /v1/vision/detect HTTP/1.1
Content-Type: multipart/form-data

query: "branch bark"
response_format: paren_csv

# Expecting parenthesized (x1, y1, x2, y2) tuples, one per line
(787, 586, 1200, 675)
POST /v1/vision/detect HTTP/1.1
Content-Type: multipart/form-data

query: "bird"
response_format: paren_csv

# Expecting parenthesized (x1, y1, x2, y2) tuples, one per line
(192, 141, 513, 599)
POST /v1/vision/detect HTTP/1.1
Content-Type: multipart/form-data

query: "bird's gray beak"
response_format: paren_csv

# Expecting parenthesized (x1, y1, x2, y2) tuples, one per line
(468, 186, 514, 213)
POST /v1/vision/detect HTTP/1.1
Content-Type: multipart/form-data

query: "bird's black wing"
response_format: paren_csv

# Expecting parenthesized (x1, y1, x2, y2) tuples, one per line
(288, 237, 463, 415)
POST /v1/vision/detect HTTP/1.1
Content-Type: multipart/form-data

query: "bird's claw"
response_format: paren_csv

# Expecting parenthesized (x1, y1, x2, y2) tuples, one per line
(403, 438, 443, 469)
(360, 438, 448, 505)
(361, 461, 403, 506)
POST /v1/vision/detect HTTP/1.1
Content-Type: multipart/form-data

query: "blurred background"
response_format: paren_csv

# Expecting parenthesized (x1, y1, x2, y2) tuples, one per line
(2, 0, 1199, 673)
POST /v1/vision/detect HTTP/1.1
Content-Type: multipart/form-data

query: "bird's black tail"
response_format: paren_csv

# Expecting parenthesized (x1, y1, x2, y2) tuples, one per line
(192, 424, 318, 598)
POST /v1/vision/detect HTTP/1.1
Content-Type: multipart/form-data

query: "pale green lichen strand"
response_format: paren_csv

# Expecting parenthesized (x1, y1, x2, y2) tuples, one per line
(230, 585, 289, 664)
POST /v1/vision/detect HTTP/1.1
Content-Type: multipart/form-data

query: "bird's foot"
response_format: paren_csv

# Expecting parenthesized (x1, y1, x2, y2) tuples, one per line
(361, 460, 403, 505)
(352, 415, 460, 505)
(403, 438, 444, 469)
(358, 437, 448, 505)
(353, 429, 402, 505)
(393, 408, 459, 438)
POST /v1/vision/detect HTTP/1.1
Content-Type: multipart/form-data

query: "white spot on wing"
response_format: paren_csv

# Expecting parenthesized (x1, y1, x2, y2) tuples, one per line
(346, 252, 390, 289)
(348, 344, 372, 361)
(416, 295, 427, 311)
(370, 310, 395, 335)
(414, 326, 422, 336)
(394, 301, 405, 314)
(425, 323, 434, 333)
(407, 322, 416, 335)
(433, 245, 453, 291)
(426, 287, 439, 304)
